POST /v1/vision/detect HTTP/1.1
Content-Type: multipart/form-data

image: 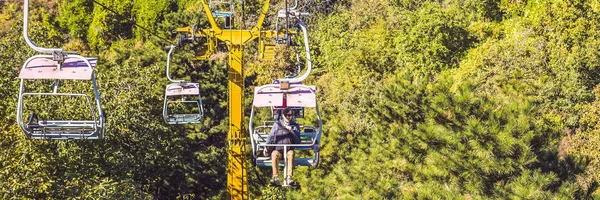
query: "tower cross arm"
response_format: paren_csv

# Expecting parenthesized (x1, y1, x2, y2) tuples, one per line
(175, 27, 215, 36)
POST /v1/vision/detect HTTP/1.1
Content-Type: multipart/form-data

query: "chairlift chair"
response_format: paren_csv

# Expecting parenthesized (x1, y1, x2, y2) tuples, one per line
(249, 83, 322, 186)
(162, 46, 204, 125)
(251, 13, 318, 185)
(17, 57, 105, 139)
(17, 0, 104, 140)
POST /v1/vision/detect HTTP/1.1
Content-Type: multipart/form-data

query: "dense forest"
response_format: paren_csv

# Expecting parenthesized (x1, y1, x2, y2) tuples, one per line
(1, 0, 600, 199)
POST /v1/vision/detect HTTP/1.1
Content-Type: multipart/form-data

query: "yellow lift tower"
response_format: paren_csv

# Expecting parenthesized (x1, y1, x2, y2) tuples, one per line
(176, 0, 294, 199)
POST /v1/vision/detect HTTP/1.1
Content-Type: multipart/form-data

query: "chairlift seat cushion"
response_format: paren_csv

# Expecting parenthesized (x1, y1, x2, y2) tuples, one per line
(20, 57, 97, 80)
(253, 93, 284, 107)
(253, 85, 316, 107)
(287, 92, 316, 107)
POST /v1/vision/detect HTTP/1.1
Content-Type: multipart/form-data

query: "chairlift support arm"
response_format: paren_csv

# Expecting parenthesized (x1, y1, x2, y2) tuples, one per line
(23, 0, 62, 54)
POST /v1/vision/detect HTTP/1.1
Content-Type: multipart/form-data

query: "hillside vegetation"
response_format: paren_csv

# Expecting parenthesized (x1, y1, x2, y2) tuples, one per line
(0, 0, 599, 199)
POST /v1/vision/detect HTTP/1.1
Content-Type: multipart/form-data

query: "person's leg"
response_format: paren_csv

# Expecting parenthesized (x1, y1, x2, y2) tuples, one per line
(286, 150, 294, 176)
(270, 150, 282, 185)
(271, 150, 281, 177)
(285, 150, 295, 185)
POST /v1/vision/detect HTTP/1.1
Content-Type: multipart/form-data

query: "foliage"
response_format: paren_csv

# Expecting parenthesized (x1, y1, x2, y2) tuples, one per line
(0, 0, 599, 199)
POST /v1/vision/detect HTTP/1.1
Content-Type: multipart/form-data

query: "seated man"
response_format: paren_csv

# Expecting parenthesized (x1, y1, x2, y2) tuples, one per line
(264, 107, 301, 185)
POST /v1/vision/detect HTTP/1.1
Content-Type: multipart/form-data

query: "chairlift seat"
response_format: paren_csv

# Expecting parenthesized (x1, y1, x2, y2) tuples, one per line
(253, 126, 318, 150)
(17, 56, 105, 140)
(28, 120, 96, 130)
(253, 129, 315, 143)
(163, 83, 204, 124)
(19, 57, 97, 80)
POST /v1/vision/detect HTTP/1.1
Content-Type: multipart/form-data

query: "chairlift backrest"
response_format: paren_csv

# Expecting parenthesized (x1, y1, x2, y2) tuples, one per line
(253, 84, 317, 108)
(20, 57, 96, 80)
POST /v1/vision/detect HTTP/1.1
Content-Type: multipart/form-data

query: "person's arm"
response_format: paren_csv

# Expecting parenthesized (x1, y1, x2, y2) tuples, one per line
(272, 122, 293, 137)
(266, 123, 278, 143)
(291, 124, 301, 144)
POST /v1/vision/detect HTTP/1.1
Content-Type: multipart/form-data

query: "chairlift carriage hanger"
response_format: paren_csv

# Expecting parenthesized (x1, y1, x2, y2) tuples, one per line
(17, 0, 105, 140)
(274, 2, 309, 45)
(162, 46, 205, 125)
(258, 2, 309, 62)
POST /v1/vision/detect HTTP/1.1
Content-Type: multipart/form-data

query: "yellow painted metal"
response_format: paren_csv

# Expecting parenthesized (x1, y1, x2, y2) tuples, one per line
(175, 26, 295, 60)
(226, 45, 247, 200)
(175, 28, 295, 44)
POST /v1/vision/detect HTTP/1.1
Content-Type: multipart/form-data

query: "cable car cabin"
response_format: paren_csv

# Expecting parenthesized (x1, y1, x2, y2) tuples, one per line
(249, 83, 322, 170)
(17, 55, 105, 140)
(162, 46, 204, 125)
(163, 83, 204, 124)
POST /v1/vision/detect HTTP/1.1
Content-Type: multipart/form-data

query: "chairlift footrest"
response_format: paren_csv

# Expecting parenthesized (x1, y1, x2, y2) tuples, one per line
(256, 157, 315, 167)
(165, 114, 202, 124)
(27, 134, 100, 140)
(213, 12, 234, 18)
